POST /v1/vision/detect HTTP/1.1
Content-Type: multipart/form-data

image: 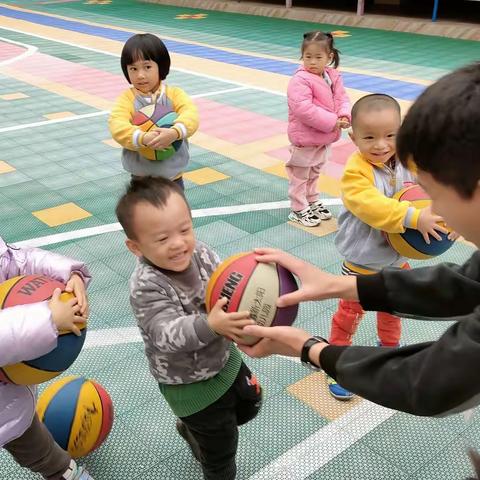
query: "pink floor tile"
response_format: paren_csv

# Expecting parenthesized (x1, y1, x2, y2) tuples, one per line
(11, 52, 126, 101)
(0, 42, 26, 63)
(196, 98, 288, 143)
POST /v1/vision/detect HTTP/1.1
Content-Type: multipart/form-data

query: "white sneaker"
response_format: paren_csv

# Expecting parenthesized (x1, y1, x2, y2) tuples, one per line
(288, 207, 321, 227)
(309, 200, 332, 220)
(62, 460, 94, 480)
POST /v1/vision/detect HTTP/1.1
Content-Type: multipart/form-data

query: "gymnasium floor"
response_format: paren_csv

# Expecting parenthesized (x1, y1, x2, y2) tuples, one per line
(0, 1, 479, 478)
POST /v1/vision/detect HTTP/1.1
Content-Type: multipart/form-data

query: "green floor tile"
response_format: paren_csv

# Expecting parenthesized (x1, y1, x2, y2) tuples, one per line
(195, 220, 250, 247)
(225, 210, 284, 234)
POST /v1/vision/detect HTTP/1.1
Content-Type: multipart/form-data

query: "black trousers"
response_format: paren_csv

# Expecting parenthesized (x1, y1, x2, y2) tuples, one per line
(180, 362, 262, 480)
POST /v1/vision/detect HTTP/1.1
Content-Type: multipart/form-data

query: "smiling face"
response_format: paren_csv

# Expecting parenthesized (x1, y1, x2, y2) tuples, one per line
(126, 56, 160, 94)
(349, 107, 401, 165)
(302, 42, 333, 75)
(126, 192, 195, 272)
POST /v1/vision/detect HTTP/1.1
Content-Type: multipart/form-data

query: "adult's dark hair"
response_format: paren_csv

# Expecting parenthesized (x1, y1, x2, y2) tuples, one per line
(301, 31, 340, 68)
(120, 33, 171, 82)
(115, 176, 188, 240)
(397, 62, 480, 198)
(351, 93, 401, 127)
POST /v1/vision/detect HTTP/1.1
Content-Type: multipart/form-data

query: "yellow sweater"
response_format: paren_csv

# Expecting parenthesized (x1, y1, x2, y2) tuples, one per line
(109, 84, 199, 177)
(335, 151, 419, 270)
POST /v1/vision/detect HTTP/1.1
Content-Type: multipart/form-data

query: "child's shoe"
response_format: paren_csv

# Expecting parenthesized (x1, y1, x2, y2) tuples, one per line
(327, 375, 354, 400)
(376, 341, 401, 347)
(288, 207, 321, 227)
(62, 460, 94, 480)
(309, 200, 332, 220)
(176, 419, 203, 462)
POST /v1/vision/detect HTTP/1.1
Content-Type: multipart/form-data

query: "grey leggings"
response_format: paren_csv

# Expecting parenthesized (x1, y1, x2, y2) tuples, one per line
(4, 414, 71, 480)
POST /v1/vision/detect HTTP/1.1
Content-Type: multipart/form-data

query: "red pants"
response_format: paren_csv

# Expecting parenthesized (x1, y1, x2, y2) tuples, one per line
(329, 263, 410, 346)
(329, 299, 401, 346)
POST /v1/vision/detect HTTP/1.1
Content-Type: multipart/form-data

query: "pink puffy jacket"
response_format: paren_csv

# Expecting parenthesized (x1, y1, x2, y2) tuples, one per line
(0, 238, 91, 447)
(287, 65, 351, 147)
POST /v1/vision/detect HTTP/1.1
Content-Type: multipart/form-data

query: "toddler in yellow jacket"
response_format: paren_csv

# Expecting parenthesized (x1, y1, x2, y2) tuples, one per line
(328, 94, 448, 400)
(109, 33, 199, 185)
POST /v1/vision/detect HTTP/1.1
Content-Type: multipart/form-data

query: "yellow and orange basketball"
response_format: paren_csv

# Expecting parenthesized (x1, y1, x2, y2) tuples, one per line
(0, 275, 86, 385)
(37, 375, 114, 458)
(206, 252, 298, 345)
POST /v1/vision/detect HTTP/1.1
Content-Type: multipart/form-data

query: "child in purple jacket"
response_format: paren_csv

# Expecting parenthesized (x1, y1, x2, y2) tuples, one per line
(286, 31, 351, 227)
(0, 237, 93, 480)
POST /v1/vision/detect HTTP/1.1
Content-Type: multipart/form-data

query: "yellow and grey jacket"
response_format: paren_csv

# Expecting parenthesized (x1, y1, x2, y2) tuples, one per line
(109, 83, 199, 178)
(335, 151, 418, 270)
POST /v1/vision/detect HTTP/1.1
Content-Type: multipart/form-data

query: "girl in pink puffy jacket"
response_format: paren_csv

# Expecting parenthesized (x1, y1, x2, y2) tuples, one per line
(286, 31, 351, 227)
(0, 237, 94, 480)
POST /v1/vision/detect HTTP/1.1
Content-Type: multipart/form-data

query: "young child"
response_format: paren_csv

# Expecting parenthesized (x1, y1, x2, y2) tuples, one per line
(0, 238, 92, 480)
(327, 94, 448, 400)
(115, 177, 262, 480)
(286, 31, 351, 227)
(109, 33, 199, 187)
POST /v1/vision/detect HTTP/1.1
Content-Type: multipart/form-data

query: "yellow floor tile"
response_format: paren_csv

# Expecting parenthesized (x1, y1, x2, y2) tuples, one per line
(288, 371, 363, 420)
(0, 92, 29, 100)
(32, 203, 92, 227)
(43, 111, 75, 120)
(264, 162, 288, 179)
(0, 161, 16, 174)
(102, 138, 122, 148)
(183, 167, 229, 185)
(288, 217, 338, 237)
(318, 174, 341, 197)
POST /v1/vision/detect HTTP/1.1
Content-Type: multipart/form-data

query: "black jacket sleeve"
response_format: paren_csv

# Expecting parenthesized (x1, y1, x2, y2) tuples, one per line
(320, 307, 480, 416)
(357, 251, 480, 319)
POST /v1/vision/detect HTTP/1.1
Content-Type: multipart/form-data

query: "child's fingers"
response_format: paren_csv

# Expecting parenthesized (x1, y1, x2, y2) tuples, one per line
(228, 310, 251, 320)
(213, 297, 228, 311)
(66, 296, 79, 307)
(429, 229, 443, 241)
(422, 232, 431, 244)
(230, 333, 246, 344)
(70, 324, 82, 337)
(433, 223, 448, 235)
(51, 288, 62, 301)
(231, 319, 255, 328)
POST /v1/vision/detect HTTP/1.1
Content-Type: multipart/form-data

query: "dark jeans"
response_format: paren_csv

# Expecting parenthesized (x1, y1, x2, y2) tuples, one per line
(130, 175, 185, 190)
(180, 362, 262, 480)
(4, 414, 71, 480)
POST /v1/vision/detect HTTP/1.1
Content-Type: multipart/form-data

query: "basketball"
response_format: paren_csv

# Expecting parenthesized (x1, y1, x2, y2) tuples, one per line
(132, 102, 183, 161)
(205, 252, 298, 345)
(0, 275, 87, 385)
(385, 184, 454, 260)
(37, 375, 114, 458)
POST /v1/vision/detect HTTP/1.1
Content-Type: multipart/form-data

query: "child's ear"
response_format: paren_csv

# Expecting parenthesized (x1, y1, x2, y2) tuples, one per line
(126, 238, 142, 258)
(348, 130, 356, 144)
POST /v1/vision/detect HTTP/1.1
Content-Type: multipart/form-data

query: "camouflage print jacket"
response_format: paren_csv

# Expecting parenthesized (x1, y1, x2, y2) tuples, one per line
(129, 241, 232, 385)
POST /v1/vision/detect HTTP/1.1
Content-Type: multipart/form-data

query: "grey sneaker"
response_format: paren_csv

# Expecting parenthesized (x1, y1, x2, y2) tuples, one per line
(176, 419, 203, 462)
(309, 200, 332, 220)
(288, 207, 321, 227)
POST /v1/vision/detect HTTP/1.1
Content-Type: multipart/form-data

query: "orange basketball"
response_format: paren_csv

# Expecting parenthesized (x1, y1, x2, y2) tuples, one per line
(206, 252, 298, 345)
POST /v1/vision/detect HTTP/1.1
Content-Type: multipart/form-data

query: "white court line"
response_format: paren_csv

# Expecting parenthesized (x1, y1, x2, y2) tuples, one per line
(0, 35, 38, 66)
(0, 25, 286, 97)
(0, 87, 249, 133)
(83, 326, 142, 348)
(14, 198, 343, 248)
(248, 398, 395, 479)
(83, 323, 395, 477)
(0, 110, 109, 133)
